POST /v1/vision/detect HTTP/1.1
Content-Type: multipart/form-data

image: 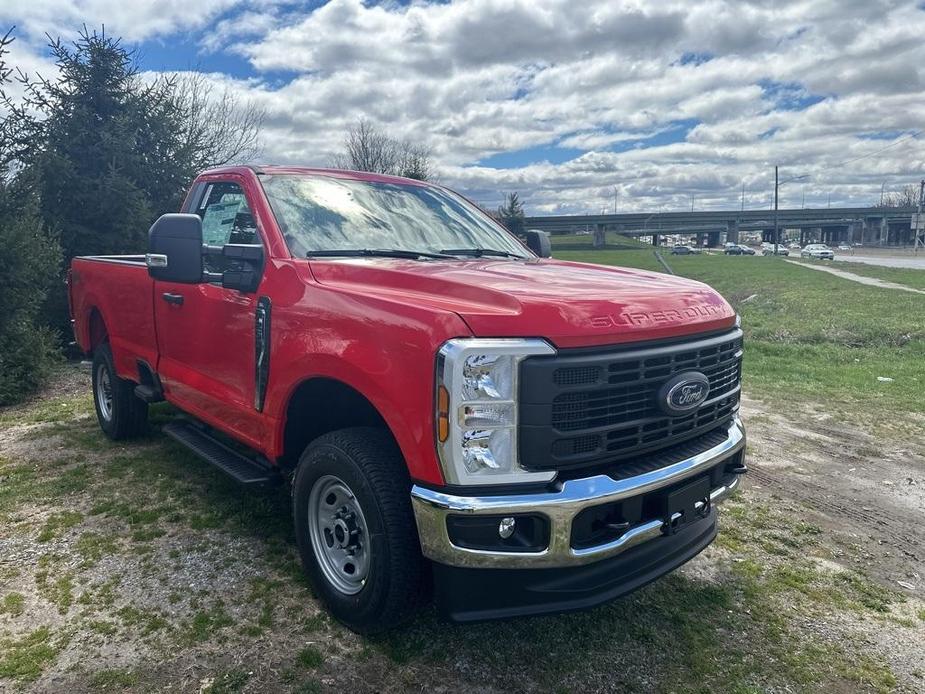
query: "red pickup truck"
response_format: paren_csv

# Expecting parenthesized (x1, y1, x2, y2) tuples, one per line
(68, 166, 746, 632)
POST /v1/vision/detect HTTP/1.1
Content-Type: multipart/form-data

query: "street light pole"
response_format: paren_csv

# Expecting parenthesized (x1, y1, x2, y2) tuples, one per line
(773, 167, 808, 257)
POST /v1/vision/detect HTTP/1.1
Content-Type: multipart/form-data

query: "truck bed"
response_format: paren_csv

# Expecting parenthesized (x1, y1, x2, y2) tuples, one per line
(69, 255, 157, 380)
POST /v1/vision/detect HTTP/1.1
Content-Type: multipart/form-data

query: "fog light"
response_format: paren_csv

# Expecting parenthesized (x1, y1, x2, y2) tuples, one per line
(445, 514, 549, 552)
(498, 517, 516, 539)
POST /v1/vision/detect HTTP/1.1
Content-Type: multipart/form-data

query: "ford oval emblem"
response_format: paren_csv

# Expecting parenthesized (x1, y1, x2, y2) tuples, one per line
(658, 371, 710, 416)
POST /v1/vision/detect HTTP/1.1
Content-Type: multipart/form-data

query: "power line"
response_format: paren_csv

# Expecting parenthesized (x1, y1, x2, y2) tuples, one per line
(738, 131, 921, 210)
(813, 130, 922, 175)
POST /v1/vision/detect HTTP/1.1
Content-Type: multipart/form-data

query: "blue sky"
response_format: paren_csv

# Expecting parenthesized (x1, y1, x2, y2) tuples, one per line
(2, 0, 924, 213)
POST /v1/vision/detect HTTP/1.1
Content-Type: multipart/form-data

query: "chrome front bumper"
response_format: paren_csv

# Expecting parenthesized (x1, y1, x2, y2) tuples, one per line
(411, 416, 745, 569)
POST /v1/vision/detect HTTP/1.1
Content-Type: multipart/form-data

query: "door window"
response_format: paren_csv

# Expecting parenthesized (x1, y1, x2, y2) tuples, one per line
(195, 182, 260, 274)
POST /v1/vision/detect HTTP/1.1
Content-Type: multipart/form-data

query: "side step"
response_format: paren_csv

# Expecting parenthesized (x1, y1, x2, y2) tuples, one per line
(163, 420, 278, 486)
(134, 384, 164, 403)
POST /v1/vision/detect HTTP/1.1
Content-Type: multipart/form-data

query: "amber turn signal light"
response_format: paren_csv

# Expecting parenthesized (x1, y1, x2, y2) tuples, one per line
(437, 385, 450, 442)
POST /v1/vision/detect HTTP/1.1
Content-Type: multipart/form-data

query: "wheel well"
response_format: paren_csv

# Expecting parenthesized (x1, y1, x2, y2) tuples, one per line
(88, 309, 108, 352)
(281, 378, 391, 467)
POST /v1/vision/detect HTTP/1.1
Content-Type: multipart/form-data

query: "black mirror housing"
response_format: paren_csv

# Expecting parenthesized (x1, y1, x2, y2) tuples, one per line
(524, 229, 552, 258)
(147, 214, 203, 283)
(217, 244, 264, 292)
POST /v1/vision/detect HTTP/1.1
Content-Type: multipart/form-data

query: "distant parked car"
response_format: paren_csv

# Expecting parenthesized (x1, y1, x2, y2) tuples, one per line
(725, 245, 755, 255)
(788, 242, 801, 249)
(837, 245, 852, 251)
(671, 245, 701, 255)
(762, 246, 789, 256)
(801, 243, 834, 260)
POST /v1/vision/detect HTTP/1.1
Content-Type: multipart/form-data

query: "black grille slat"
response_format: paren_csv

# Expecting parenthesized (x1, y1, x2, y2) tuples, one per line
(519, 328, 743, 471)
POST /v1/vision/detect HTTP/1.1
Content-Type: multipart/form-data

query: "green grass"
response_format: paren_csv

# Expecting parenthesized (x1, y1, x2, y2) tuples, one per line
(809, 256, 925, 290)
(182, 605, 235, 645)
(88, 668, 140, 690)
(37, 510, 84, 542)
(0, 593, 25, 617)
(0, 627, 62, 682)
(203, 669, 251, 693)
(0, 391, 93, 427)
(550, 231, 652, 250)
(296, 645, 324, 669)
(556, 250, 925, 422)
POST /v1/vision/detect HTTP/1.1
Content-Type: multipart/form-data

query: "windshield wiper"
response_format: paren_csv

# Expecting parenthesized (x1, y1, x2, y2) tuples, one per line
(439, 247, 525, 259)
(306, 248, 455, 260)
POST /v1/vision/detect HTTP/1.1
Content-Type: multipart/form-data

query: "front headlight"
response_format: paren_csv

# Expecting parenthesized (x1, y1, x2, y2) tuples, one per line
(435, 338, 557, 486)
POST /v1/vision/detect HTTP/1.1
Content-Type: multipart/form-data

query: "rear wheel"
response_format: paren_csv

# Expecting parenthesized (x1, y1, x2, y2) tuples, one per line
(293, 428, 424, 633)
(92, 343, 148, 440)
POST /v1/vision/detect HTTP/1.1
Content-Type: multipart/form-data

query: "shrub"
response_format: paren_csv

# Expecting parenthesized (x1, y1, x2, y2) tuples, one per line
(0, 188, 61, 405)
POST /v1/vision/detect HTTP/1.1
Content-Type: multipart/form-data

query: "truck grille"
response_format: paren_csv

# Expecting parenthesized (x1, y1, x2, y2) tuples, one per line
(519, 328, 742, 471)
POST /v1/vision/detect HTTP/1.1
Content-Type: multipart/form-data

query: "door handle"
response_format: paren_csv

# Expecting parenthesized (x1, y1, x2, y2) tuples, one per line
(162, 292, 184, 306)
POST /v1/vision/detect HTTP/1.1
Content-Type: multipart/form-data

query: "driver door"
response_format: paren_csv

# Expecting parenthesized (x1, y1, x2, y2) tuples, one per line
(154, 178, 267, 449)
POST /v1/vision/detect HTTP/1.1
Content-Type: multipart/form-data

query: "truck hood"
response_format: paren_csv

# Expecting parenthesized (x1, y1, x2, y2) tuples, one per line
(308, 257, 735, 348)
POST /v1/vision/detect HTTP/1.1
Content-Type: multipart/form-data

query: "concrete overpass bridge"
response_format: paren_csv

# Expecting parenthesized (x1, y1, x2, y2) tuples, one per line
(524, 206, 917, 247)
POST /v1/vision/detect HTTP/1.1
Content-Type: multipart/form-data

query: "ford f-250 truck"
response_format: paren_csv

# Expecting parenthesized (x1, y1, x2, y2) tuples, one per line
(68, 165, 746, 633)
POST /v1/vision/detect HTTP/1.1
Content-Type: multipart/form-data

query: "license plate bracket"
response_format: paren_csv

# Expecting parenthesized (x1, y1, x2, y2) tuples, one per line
(660, 476, 710, 534)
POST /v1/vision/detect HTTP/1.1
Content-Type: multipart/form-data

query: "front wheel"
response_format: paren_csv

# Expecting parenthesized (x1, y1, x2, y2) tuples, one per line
(92, 343, 148, 440)
(293, 428, 425, 633)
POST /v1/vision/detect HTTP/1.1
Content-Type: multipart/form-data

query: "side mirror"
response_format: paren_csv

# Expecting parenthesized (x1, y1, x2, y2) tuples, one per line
(147, 214, 203, 283)
(524, 229, 552, 258)
(220, 244, 264, 293)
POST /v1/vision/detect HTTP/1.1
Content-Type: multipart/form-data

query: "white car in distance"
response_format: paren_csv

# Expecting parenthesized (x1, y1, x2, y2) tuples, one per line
(801, 243, 835, 260)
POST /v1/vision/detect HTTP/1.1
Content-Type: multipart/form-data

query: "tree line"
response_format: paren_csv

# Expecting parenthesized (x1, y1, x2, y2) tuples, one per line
(0, 27, 264, 404)
(0, 25, 525, 405)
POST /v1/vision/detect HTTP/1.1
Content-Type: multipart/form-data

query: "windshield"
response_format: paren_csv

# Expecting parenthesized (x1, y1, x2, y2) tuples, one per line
(260, 174, 530, 259)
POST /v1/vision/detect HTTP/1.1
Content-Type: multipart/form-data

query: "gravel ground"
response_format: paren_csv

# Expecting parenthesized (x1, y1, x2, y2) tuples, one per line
(0, 365, 923, 692)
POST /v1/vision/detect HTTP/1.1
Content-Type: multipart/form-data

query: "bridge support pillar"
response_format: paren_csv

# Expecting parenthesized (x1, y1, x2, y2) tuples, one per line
(593, 224, 606, 248)
(707, 232, 720, 247)
(726, 222, 738, 244)
(849, 221, 863, 245)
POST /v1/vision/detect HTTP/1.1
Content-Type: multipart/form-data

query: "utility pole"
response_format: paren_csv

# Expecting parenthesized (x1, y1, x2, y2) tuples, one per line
(613, 186, 618, 214)
(691, 194, 694, 212)
(915, 179, 924, 254)
(774, 165, 779, 256)
(827, 192, 831, 208)
(741, 182, 745, 211)
(880, 181, 886, 207)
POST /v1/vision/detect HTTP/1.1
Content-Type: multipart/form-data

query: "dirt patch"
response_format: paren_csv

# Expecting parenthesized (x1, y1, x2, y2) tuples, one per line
(741, 394, 925, 590)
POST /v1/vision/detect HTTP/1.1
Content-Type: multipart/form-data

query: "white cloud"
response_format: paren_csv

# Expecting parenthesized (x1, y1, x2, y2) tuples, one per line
(0, 0, 243, 43)
(3, 0, 925, 212)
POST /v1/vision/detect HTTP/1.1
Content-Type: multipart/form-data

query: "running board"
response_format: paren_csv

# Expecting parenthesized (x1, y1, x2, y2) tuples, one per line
(163, 420, 278, 486)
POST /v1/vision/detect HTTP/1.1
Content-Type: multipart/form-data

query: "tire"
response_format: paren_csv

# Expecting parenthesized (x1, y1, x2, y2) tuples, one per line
(293, 427, 425, 633)
(91, 342, 148, 440)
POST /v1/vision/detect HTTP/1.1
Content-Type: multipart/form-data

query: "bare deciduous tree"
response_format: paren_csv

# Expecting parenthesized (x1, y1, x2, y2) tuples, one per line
(172, 72, 265, 171)
(331, 118, 433, 180)
(396, 141, 432, 181)
(880, 183, 921, 208)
